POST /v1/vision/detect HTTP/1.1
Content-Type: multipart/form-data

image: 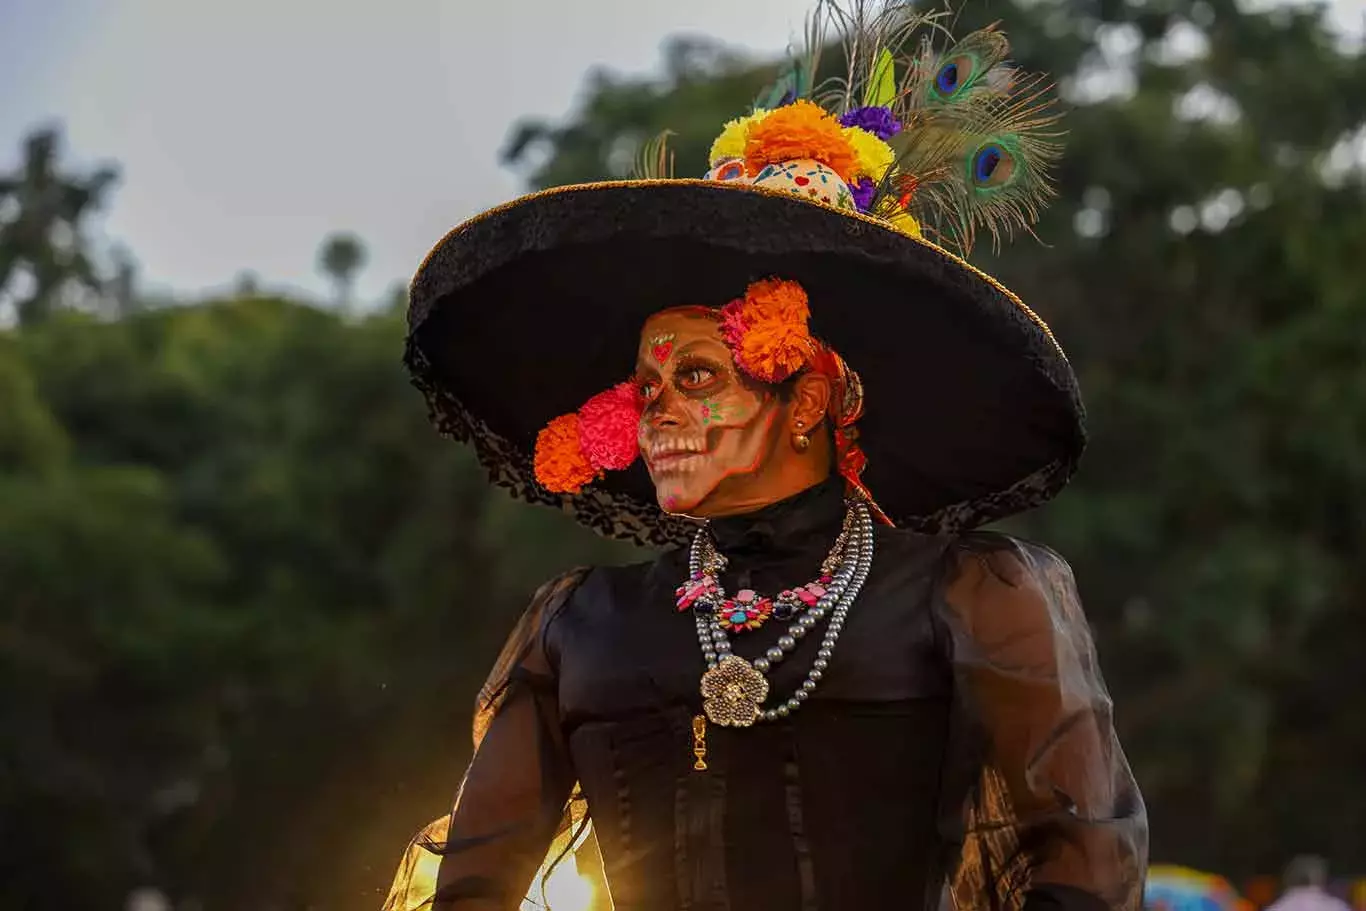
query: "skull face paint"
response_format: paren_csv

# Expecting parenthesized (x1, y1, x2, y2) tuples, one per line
(635, 310, 786, 516)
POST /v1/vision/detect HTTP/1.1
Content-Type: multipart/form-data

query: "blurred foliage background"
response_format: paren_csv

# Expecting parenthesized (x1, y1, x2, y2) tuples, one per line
(1, 0, 1363, 908)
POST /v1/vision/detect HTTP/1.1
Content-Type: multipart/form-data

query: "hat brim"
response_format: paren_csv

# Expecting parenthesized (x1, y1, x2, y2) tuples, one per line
(406, 179, 1084, 547)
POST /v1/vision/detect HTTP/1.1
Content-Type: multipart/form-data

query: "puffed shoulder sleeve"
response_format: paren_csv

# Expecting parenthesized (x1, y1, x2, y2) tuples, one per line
(382, 568, 590, 911)
(934, 534, 1148, 911)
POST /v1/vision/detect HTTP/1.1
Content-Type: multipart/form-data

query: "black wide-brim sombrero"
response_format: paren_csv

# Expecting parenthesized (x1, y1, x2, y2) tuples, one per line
(405, 179, 1084, 548)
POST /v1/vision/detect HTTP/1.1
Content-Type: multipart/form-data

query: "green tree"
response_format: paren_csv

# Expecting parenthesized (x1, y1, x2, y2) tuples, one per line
(502, 36, 768, 186)
(501, 0, 1366, 877)
(233, 270, 262, 298)
(5, 3, 1363, 907)
(317, 232, 368, 309)
(107, 244, 139, 317)
(0, 126, 119, 326)
(0, 298, 638, 909)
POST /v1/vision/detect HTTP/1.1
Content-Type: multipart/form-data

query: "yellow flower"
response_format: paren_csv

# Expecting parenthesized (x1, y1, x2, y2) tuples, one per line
(884, 208, 923, 238)
(709, 109, 771, 166)
(843, 126, 895, 181)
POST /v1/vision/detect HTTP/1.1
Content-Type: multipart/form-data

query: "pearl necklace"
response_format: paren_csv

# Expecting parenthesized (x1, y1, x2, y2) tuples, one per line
(676, 510, 853, 632)
(688, 500, 875, 729)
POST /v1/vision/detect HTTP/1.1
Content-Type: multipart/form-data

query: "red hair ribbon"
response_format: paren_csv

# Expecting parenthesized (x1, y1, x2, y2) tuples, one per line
(811, 345, 893, 526)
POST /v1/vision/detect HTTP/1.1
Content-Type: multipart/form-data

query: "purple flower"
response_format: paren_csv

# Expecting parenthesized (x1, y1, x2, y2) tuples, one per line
(839, 106, 903, 141)
(849, 176, 878, 212)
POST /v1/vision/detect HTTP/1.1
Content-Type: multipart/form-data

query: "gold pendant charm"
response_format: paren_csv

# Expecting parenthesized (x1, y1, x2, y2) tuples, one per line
(700, 655, 769, 727)
(691, 715, 708, 771)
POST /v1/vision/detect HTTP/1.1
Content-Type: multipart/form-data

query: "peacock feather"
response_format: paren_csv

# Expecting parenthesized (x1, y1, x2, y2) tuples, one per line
(731, 2, 1063, 255)
(812, 0, 949, 112)
(876, 15, 1061, 252)
(918, 24, 1013, 108)
(753, 50, 814, 112)
(631, 130, 676, 181)
(899, 66, 1063, 252)
(754, 2, 1060, 256)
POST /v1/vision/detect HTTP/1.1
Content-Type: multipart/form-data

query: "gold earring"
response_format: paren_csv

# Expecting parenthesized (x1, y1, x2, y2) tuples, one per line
(793, 432, 811, 452)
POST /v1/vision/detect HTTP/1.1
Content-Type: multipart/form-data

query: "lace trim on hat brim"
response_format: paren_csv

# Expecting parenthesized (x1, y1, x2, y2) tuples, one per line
(404, 339, 1076, 546)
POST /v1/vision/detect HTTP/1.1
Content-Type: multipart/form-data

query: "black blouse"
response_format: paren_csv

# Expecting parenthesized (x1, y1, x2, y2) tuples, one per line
(383, 481, 1147, 911)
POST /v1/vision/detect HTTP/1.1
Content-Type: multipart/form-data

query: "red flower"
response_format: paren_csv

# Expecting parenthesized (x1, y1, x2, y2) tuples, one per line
(578, 381, 644, 471)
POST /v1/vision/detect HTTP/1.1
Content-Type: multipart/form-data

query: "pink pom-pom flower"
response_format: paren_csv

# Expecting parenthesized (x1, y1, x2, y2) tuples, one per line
(719, 299, 748, 351)
(577, 381, 644, 471)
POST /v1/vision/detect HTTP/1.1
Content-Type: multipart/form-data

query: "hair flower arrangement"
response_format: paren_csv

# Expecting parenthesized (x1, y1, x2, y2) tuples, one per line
(534, 382, 644, 493)
(719, 278, 815, 383)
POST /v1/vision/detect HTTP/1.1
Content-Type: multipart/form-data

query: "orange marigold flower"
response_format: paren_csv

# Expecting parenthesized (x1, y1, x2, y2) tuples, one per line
(735, 321, 812, 383)
(719, 278, 815, 383)
(533, 413, 598, 493)
(745, 277, 810, 326)
(743, 100, 859, 182)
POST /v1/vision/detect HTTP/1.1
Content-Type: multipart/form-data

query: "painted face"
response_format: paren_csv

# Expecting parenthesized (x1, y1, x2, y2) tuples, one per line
(750, 158, 857, 210)
(635, 310, 785, 515)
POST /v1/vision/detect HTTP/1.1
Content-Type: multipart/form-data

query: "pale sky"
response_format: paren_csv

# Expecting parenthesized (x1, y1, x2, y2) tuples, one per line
(0, 0, 817, 303)
(1, 0, 1361, 305)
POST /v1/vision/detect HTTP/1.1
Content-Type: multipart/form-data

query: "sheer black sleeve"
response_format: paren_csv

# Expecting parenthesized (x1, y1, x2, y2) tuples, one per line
(935, 534, 1148, 911)
(383, 569, 590, 911)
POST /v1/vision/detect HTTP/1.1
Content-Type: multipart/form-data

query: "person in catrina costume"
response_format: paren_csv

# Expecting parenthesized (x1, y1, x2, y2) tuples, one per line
(383, 3, 1147, 909)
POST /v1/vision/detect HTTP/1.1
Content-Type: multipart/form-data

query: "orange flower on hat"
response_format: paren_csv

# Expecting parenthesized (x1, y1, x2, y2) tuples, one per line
(743, 100, 860, 182)
(534, 413, 598, 493)
(718, 278, 815, 383)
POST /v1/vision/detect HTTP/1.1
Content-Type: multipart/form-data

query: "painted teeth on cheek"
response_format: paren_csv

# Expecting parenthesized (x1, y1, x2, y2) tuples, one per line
(646, 439, 707, 458)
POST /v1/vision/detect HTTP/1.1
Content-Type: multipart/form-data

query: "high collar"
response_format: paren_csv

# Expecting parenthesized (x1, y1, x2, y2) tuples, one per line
(707, 477, 847, 559)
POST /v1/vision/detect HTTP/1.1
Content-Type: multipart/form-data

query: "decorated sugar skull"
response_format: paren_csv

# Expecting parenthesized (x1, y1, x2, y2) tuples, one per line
(704, 158, 749, 183)
(750, 159, 856, 210)
(702, 99, 915, 232)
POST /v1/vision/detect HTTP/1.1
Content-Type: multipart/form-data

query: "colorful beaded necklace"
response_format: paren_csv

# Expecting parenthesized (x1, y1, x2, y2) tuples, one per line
(674, 510, 853, 633)
(684, 499, 876, 733)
